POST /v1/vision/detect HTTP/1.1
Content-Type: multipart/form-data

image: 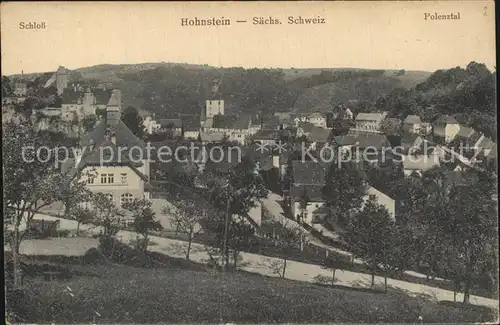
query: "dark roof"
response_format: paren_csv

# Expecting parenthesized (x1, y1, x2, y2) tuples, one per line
(386, 135, 402, 147)
(351, 132, 390, 149)
(435, 115, 458, 125)
(404, 115, 422, 124)
(212, 115, 251, 129)
(61, 89, 83, 105)
(180, 114, 201, 132)
(292, 161, 328, 185)
(292, 184, 324, 202)
(262, 116, 281, 129)
(204, 147, 244, 174)
(332, 135, 357, 146)
(308, 127, 331, 143)
(93, 89, 112, 105)
(107, 91, 120, 107)
(251, 115, 262, 126)
(80, 120, 146, 149)
(158, 119, 182, 128)
(254, 129, 278, 140)
(443, 171, 479, 189)
(298, 122, 317, 133)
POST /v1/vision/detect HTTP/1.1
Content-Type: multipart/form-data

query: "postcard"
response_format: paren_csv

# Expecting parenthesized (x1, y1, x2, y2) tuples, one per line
(2, 1, 498, 324)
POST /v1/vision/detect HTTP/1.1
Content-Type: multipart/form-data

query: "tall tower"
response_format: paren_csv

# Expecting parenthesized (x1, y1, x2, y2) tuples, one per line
(106, 89, 122, 126)
(205, 100, 224, 119)
(55, 66, 69, 95)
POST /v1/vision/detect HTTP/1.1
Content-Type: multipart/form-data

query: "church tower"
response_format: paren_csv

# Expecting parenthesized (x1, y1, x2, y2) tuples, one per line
(55, 66, 69, 95)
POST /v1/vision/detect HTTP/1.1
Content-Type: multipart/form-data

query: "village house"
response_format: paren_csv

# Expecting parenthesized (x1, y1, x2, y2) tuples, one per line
(253, 129, 279, 146)
(60, 86, 112, 121)
(142, 115, 161, 134)
(209, 114, 259, 144)
(306, 112, 328, 128)
(346, 130, 392, 164)
(180, 114, 201, 139)
(273, 112, 296, 128)
(332, 105, 354, 120)
(157, 118, 183, 137)
(475, 136, 497, 160)
(199, 131, 225, 144)
(13, 82, 28, 97)
(403, 115, 422, 134)
(361, 187, 396, 220)
(432, 115, 460, 143)
(291, 161, 329, 225)
(354, 112, 387, 132)
(291, 160, 396, 225)
(402, 154, 440, 177)
(307, 127, 332, 150)
(61, 103, 152, 210)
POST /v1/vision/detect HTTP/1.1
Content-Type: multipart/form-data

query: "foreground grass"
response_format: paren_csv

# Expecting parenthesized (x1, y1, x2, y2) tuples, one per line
(7, 259, 497, 323)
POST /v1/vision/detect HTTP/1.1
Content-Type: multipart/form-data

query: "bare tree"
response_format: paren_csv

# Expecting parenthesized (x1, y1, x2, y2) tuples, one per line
(273, 220, 305, 278)
(163, 200, 204, 260)
(91, 193, 122, 237)
(122, 198, 163, 252)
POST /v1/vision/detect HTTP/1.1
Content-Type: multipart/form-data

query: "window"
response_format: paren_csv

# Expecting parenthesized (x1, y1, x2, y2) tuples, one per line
(100, 173, 114, 184)
(121, 173, 127, 184)
(87, 175, 95, 184)
(121, 193, 133, 207)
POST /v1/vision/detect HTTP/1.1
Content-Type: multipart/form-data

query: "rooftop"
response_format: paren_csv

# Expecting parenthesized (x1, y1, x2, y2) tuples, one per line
(292, 160, 328, 185)
(434, 115, 458, 125)
(213, 114, 251, 129)
(404, 115, 422, 124)
(158, 118, 182, 129)
(355, 112, 386, 123)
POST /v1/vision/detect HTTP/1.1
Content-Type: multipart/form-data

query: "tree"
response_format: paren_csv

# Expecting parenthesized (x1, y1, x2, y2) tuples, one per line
(227, 217, 255, 269)
(2, 76, 12, 97)
(322, 160, 366, 226)
(379, 225, 418, 292)
(3, 120, 90, 286)
(163, 200, 204, 260)
(205, 156, 268, 269)
(122, 198, 163, 252)
(121, 106, 144, 139)
(68, 205, 94, 236)
(341, 197, 396, 289)
(297, 188, 310, 223)
(331, 115, 354, 136)
(91, 193, 122, 237)
(321, 252, 350, 284)
(445, 171, 497, 303)
(380, 118, 402, 136)
(81, 115, 97, 132)
(273, 220, 305, 278)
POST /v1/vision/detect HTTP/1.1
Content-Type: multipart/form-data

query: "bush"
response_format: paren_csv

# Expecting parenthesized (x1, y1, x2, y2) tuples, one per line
(313, 274, 333, 285)
(98, 236, 153, 268)
(82, 248, 107, 265)
(55, 229, 71, 238)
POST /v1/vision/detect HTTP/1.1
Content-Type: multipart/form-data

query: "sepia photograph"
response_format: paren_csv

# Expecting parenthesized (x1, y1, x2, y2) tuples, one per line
(1, 1, 498, 323)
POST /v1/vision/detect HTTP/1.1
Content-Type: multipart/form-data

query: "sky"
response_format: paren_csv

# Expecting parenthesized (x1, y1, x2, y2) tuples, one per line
(1, 1, 496, 75)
